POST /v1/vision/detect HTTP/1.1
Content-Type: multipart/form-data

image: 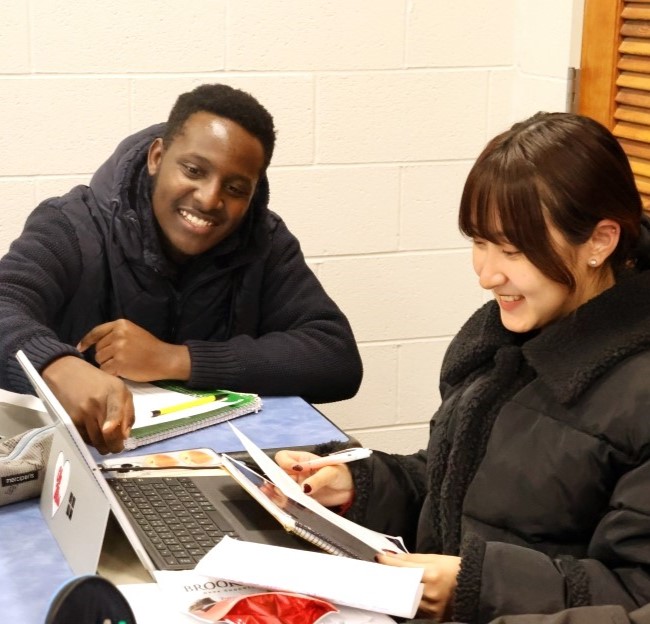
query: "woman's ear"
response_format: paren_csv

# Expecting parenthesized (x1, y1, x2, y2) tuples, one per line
(587, 219, 620, 266)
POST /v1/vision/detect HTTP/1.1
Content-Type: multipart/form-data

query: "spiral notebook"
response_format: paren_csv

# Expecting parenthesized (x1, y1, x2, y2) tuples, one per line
(220, 425, 407, 561)
(124, 381, 262, 449)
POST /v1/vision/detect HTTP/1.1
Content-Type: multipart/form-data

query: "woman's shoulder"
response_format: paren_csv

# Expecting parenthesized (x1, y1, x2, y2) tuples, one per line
(568, 348, 650, 458)
(585, 347, 650, 407)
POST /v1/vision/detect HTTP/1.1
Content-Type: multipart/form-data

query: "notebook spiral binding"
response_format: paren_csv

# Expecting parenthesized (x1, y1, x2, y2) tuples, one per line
(292, 522, 358, 559)
(124, 398, 262, 450)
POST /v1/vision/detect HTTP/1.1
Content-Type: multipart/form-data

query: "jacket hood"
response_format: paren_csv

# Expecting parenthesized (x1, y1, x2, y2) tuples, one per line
(89, 123, 165, 214)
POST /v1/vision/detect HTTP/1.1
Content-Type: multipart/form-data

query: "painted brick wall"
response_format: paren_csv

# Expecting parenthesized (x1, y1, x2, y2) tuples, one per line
(0, 0, 583, 452)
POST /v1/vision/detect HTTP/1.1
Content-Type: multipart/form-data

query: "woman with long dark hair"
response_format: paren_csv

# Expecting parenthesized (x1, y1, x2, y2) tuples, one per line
(277, 112, 650, 623)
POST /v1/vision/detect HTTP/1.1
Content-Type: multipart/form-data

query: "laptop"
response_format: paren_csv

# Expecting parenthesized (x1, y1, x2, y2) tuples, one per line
(16, 350, 311, 578)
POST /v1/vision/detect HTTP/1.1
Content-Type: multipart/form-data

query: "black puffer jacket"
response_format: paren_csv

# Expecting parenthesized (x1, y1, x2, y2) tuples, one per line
(345, 268, 650, 623)
(479, 602, 650, 624)
(0, 124, 362, 403)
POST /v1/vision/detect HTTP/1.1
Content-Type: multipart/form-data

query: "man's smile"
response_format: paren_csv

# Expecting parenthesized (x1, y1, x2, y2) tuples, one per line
(179, 208, 220, 229)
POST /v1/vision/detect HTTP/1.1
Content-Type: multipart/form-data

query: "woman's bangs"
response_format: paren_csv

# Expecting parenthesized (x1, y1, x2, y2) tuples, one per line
(460, 169, 506, 243)
(460, 168, 536, 247)
(494, 178, 544, 250)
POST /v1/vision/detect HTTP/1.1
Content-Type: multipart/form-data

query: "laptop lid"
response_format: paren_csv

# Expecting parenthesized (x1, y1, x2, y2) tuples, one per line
(16, 350, 309, 576)
(16, 350, 158, 576)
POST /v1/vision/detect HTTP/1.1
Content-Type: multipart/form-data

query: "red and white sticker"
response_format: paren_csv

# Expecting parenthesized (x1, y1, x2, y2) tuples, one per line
(51, 451, 70, 517)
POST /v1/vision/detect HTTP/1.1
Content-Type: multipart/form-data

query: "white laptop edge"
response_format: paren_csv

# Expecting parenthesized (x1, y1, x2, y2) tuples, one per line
(15, 349, 157, 576)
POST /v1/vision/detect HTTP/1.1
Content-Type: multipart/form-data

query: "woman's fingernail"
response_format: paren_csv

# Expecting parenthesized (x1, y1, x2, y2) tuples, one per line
(292, 465, 303, 472)
(303, 483, 312, 494)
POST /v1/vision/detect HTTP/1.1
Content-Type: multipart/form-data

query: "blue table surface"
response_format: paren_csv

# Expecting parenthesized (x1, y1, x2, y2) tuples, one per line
(0, 396, 351, 623)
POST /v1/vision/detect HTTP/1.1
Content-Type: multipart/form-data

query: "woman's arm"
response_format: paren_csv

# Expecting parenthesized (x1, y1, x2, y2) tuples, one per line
(454, 458, 650, 623)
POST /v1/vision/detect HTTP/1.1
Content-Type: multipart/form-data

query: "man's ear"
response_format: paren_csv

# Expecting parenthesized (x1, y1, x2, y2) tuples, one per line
(589, 218, 620, 265)
(147, 138, 164, 176)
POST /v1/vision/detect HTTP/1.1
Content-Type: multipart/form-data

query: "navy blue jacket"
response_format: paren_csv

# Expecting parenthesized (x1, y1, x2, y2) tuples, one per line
(0, 124, 362, 403)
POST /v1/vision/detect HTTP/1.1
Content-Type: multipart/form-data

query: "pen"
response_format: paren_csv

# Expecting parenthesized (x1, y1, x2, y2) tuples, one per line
(151, 394, 222, 417)
(295, 447, 373, 470)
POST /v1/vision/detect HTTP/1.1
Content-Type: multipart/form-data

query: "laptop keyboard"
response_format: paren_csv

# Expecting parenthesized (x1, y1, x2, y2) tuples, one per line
(108, 476, 238, 569)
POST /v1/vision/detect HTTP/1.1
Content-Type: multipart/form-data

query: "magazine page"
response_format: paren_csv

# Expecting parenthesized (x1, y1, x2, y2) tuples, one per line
(227, 424, 407, 555)
(220, 454, 379, 560)
(98, 447, 225, 477)
(118, 573, 398, 624)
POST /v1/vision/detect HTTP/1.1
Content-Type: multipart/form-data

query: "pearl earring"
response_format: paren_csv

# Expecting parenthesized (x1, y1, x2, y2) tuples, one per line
(588, 258, 598, 267)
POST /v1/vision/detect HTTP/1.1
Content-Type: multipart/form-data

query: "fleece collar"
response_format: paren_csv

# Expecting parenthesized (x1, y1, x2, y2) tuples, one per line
(442, 270, 650, 406)
(524, 269, 650, 405)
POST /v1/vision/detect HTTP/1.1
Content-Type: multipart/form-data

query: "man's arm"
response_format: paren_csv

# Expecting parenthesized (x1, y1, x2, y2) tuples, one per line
(0, 202, 134, 452)
(77, 319, 191, 382)
(0, 202, 84, 393)
(184, 217, 363, 403)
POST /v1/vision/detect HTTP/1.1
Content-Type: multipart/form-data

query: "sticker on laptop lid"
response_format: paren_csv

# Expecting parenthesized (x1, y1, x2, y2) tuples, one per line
(51, 451, 70, 517)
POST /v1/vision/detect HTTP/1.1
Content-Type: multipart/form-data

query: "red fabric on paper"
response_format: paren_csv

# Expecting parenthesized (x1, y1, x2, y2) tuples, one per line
(189, 591, 337, 624)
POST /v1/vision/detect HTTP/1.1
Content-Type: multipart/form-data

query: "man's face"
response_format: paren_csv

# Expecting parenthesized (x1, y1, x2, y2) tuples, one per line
(147, 111, 265, 263)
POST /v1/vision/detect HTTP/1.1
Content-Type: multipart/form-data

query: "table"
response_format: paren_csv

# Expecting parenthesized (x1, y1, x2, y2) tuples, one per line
(0, 396, 352, 623)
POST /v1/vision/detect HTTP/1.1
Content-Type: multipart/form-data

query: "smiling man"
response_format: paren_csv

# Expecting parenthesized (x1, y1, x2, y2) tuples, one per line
(0, 84, 362, 453)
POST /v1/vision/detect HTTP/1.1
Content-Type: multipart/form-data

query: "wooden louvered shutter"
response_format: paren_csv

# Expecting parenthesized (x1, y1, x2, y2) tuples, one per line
(579, 0, 650, 210)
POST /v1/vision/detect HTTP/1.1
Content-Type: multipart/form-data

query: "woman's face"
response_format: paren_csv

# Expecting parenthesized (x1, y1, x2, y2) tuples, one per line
(472, 222, 607, 333)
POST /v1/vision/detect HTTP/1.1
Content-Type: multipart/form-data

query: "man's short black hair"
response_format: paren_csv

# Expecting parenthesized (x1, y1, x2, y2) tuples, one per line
(163, 83, 276, 169)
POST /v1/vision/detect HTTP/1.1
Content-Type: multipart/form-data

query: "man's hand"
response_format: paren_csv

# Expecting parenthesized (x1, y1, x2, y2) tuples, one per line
(376, 552, 461, 620)
(42, 356, 135, 455)
(77, 319, 191, 382)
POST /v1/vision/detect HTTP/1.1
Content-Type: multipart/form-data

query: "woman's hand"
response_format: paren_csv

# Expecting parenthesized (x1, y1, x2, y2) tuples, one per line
(376, 552, 461, 620)
(274, 449, 355, 508)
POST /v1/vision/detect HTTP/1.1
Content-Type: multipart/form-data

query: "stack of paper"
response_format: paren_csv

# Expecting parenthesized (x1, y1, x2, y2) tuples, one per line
(195, 536, 424, 619)
(118, 570, 400, 623)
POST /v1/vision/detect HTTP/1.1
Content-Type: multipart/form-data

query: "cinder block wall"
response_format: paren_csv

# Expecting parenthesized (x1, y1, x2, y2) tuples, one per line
(0, 0, 583, 452)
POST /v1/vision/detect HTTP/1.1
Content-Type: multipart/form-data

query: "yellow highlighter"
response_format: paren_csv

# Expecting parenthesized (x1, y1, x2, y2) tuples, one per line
(151, 394, 222, 417)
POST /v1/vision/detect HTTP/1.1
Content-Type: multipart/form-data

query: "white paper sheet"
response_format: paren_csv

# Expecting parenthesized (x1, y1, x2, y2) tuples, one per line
(227, 423, 407, 554)
(118, 573, 398, 623)
(195, 536, 424, 619)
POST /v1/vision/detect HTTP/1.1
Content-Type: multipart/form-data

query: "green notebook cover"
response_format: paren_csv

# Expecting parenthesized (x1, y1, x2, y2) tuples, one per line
(124, 381, 262, 449)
